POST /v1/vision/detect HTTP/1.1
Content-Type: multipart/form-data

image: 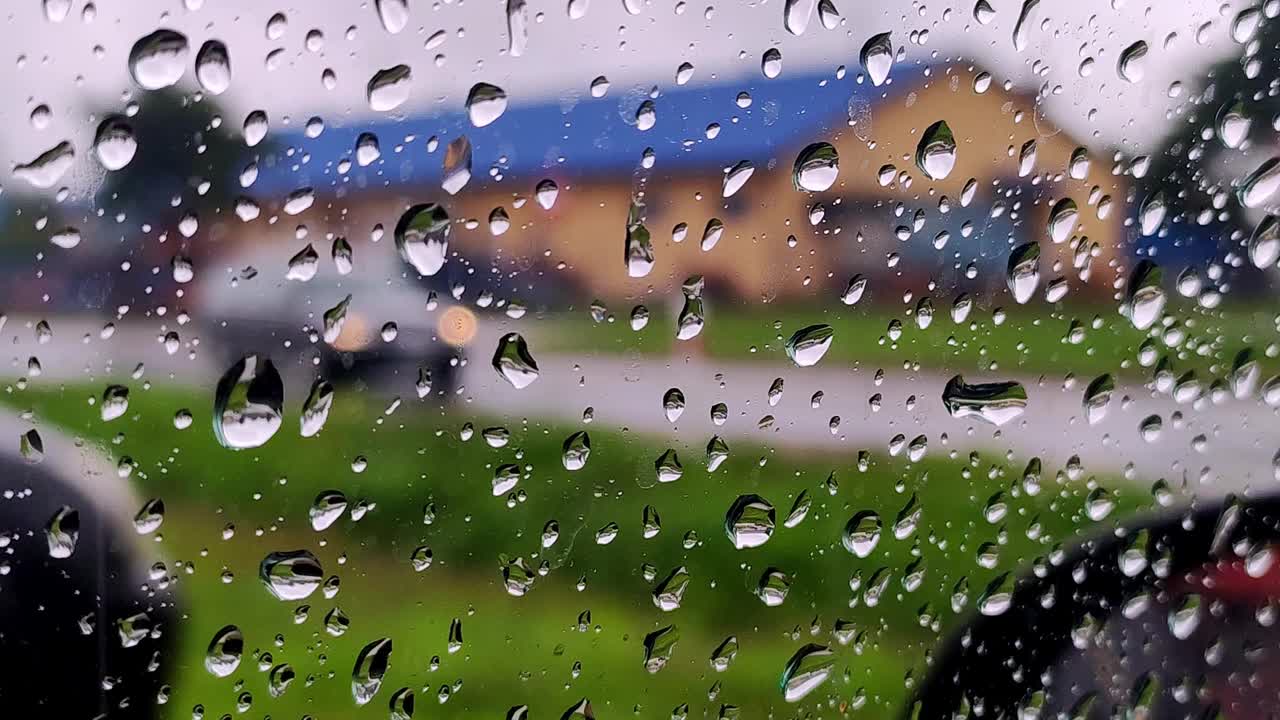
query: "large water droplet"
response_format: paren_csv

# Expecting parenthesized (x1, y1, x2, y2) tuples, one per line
(941, 375, 1028, 426)
(1083, 374, 1114, 425)
(676, 275, 705, 340)
(1249, 215, 1280, 268)
(785, 324, 833, 367)
(493, 333, 540, 389)
(859, 32, 893, 86)
(841, 511, 881, 557)
(1239, 157, 1280, 208)
(213, 355, 284, 449)
(561, 431, 590, 470)
(299, 379, 334, 437)
(793, 142, 839, 192)
(366, 65, 412, 112)
(642, 625, 680, 673)
(94, 116, 136, 171)
(14, 141, 75, 188)
(309, 490, 347, 531)
(466, 83, 508, 127)
(780, 644, 834, 702)
(259, 550, 323, 601)
(46, 505, 78, 558)
(395, 203, 450, 276)
(442, 135, 473, 195)
(205, 625, 244, 677)
(1047, 198, 1078, 243)
(783, 0, 816, 35)
(352, 637, 393, 705)
(195, 40, 231, 94)
(1117, 40, 1148, 83)
(915, 120, 955, 180)
(129, 29, 189, 90)
(653, 565, 690, 611)
(1006, 242, 1040, 304)
(1120, 259, 1165, 331)
(725, 494, 775, 549)
(376, 0, 410, 33)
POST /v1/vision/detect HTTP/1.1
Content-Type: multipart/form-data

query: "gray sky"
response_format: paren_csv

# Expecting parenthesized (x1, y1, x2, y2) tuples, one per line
(0, 0, 1256, 198)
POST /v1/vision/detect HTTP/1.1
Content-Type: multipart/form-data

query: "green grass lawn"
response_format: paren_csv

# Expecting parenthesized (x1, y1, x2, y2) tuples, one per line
(6, 383, 1149, 719)
(535, 301, 1278, 380)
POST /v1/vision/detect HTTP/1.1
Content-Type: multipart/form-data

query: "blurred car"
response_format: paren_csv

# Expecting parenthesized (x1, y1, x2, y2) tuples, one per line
(0, 411, 175, 718)
(191, 241, 484, 395)
(910, 495, 1280, 720)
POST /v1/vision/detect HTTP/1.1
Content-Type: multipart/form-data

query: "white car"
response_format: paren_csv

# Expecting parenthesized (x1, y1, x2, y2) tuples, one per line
(192, 240, 483, 395)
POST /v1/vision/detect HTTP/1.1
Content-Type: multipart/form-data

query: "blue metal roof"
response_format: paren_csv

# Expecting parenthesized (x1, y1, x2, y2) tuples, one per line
(250, 68, 904, 197)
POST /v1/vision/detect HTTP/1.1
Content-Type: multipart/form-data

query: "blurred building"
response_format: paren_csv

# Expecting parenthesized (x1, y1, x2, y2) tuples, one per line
(226, 63, 1128, 308)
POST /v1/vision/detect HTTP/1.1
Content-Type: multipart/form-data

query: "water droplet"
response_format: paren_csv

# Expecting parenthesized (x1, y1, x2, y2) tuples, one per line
(507, 0, 529, 56)
(466, 83, 508, 127)
(259, 550, 323, 601)
(654, 449, 683, 483)
(725, 494, 775, 549)
(653, 565, 690, 611)
(46, 505, 78, 558)
(941, 375, 1028, 426)
(1249, 215, 1280, 268)
(841, 274, 867, 305)
(94, 116, 136, 171)
(562, 431, 590, 470)
(977, 572, 1013, 616)
(492, 333, 539, 389)
(213, 355, 284, 449)
(630, 99, 658, 132)
(1217, 99, 1251, 148)
(14, 141, 75, 188)
(1239, 157, 1280, 208)
(205, 625, 244, 677)
(101, 384, 130, 421)
(395, 203, 450, 276)
(710, 636, 738, 671)
(785, 324, 833, 367)
(793, 142, 839, 192)
(536, 179, 559, 209)
(195, 40, 231, 94)
(676, 276, 705, 340)
(1006, 241, 1040, 304)
(706, 435, 729, 472)
(269, 663, 296, 697)
(129, 29, 189, 90)
(134, 497, 164, 534)
(442, 135, 473, 194)
(783, 0, 816, 35)
(722, 160, 754, 198)
(352, 637, 392, 705)
(1012, 0, 1039, 52)
(376, 0, 410, 33)
(625, 201, 655, 277)
(367, 65, 412, 111)
(756, 568, 791, 606)
(1120, 259, 1165, 331)
(841, 511, 881, 557)
(643, 626, 680, 673)
(663, 387, 685, 422)
(1047, 198, 1078, 243)
(1083, 374, 1114, 425)
(859, 32, 893, 86)
(915, 120, 955, 180)
(1117, 40, 1148, 83)
(780, 644, 834, 702)
(309, 490, 347, 531)
(784, 490, 810, 528)
(761, 48, 782, 78)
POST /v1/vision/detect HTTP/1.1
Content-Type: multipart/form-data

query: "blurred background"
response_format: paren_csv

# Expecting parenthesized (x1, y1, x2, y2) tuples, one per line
(2, 0, 1280, 717)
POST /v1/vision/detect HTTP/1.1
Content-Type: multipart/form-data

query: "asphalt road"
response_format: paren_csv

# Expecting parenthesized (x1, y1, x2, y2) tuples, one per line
(5, 313, 1276, 499)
